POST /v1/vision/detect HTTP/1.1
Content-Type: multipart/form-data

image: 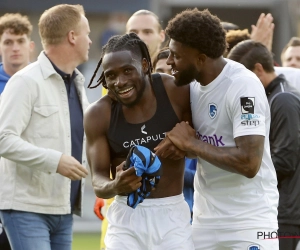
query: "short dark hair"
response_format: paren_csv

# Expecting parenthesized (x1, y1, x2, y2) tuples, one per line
(165, 8, 226, 58)
(152, 47, 170, 70)
(221, 21, 239, 32)
(227, 40, 275, 73)
(88, 33, 153, 89)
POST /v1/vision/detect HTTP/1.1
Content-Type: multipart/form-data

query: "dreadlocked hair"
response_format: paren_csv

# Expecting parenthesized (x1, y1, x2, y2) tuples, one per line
(88, 33, 153, 89)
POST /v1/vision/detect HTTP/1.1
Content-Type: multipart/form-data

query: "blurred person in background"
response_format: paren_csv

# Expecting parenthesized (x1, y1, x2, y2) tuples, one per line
(100, 12, 128, 48)
(222, 14, 300, 93)
(94, 194, 113, 250)
(228, 39, 300, 250)
(152, 47, 171, 75)
(281, 37, 300, 69)
(0, 13, 34, 94)
(0, 4, 90, 250)
(220, 21, 239, 32)
(250, 13, 274, 53)
(222, 13, 274, 56)
(126, 9, 165, 62)
(223, 29, 250, 57)
(0, 12, 35, 250)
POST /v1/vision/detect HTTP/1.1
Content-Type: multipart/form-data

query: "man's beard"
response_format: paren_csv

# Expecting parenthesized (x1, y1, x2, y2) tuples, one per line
(175, 64, 197, 87)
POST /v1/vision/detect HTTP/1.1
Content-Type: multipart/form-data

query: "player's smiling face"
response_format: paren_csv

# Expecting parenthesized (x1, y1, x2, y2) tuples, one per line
(167, 39, 200, 86)
(103, 50, 148, 107)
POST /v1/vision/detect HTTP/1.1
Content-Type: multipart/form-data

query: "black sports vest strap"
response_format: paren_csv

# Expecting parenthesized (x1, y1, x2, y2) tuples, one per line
(151, 73, 179, 120)
(107, 73, 180, 159)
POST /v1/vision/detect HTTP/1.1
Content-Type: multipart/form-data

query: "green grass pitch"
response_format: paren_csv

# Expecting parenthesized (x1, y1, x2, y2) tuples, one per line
(72, 233, 101, 250)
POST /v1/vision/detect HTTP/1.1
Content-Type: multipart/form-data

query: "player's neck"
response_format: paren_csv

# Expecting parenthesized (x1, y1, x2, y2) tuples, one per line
(196, 57, 227, 86)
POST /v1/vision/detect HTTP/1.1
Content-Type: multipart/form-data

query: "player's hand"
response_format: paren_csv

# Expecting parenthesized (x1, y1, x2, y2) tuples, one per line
(114, 162, 142, 194)
(250, 13, 274, 52)
(94, 197, 105, 220)
(57, 154, 88, 180)
(167, 121, 197, 151)
(154, 136, 186, 160)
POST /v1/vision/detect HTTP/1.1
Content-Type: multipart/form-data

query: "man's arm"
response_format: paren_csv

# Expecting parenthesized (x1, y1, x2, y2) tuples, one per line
(269, 93, 300, 182)
(0, 75, 87, 179)
(157, 121, 263, 178)
(156, 76, 267, 178)
(84, 98, 142, 199)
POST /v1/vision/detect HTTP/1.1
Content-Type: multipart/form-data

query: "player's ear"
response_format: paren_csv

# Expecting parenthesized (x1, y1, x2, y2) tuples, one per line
(67, 30, 76, 45)
(29, 41, 35, 52)
(159, 30, 165, 44)
(196, 53, 207, 69)
(198, 53, 207, 63)
(252, 63, 264, 77)
(142, 58, 149, 73)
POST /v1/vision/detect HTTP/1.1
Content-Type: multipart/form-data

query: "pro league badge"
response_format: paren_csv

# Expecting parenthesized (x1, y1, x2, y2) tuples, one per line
(240, 97, 255, 114)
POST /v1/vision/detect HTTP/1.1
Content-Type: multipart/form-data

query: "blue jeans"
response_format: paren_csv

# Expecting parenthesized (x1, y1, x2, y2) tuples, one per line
(0, 210, 73, 250)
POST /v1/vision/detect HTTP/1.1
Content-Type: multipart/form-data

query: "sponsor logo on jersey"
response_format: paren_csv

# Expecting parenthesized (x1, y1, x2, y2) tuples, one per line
(241, 114, 260, 120)
(241, 97, 255, 114)
(208, 103, 217, 119)
(123, 133, 166, 148)
(141, 124, 147, 134)
(241, 112, 260, 126)
(196, 132, 225, 146)
(247, 244, 260, 250)
(241, 120, 260, 126)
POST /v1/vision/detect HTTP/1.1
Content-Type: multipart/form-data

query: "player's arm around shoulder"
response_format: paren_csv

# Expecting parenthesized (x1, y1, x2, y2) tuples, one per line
(163, 74, 266, 177)
(84, 95, 115, 198)
(160, 73, 192, 124)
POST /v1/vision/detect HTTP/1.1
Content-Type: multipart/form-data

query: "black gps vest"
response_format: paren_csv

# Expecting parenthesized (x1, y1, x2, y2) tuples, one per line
(107, 73, 180, 159)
